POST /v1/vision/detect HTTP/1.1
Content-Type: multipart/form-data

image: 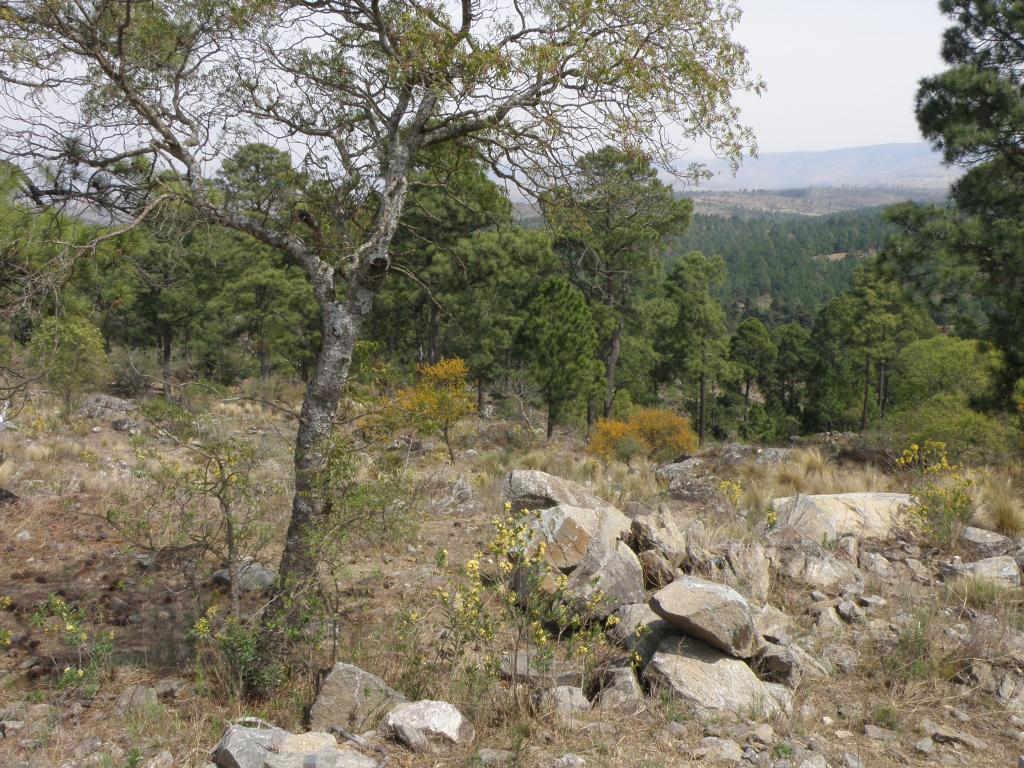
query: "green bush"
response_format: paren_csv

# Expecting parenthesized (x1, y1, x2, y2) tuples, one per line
(28, 316, 108, 411)
(883, 393, 1016, 464)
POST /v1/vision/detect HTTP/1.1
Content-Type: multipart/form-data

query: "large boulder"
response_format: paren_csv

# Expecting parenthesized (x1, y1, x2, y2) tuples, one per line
(940, 555, 1021, 587)
(504, 470, 623, 518)
(308, 662, 407, 732)
(645, 636, 788, 719)
(211, 559, 277, 593)
(655, 457, 703, 484)
(959, 526, 1012, 559)
(770, 493, 915, 542)
(754, 643, 830, 688)
(630, 510, 689, 568)
(528, 504, 631, 571)
(595, 665, 644, 710)
(215, 723, 289, 768)
(383, 700, 475, 747)
(722, 542, 771, 605)
(769, 532, 862, 593)
(566, 541, 645, 618)
(651, 577, 762, 658)
(499, 650, 583, 687)
(534, 686, 591, 721)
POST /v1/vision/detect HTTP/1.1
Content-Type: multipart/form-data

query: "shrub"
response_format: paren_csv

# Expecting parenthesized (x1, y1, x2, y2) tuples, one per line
(382, 358, 474, 463)
(897, 441, 974, 545)
(28, 316, 108, 412)
(31, 595, 114, 698)
(883, 393, 1016, 464)
(588, 408, 697, 464)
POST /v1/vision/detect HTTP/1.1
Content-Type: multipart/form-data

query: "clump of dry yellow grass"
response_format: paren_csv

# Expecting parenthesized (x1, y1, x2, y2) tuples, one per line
(972, 471, 1024, 536)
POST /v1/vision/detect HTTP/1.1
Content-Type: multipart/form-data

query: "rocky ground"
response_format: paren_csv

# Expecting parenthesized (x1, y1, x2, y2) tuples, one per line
(2, 395, 1024, 767)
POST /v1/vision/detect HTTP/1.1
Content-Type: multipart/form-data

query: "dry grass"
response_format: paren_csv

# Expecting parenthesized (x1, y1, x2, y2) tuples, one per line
(972, 470, 1024, 536)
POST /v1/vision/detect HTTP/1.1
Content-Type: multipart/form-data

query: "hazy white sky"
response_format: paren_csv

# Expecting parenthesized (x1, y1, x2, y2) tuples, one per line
(732, 0, 949, 153)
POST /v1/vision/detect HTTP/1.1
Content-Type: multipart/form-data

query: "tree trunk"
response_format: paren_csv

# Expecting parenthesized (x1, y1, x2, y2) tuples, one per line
(743, 378, 751, 422)
(698, 372, 707, 446)
(860, 353, 871, 432)
(159, 322, 172, 400)
(428, 302, 441, 364)
(258, 339, 270, 379)
(586, 400, 596, 434)
(477, 378, 485, 415)
(546, 402, 555, 440)
(602, 322, 623, 418)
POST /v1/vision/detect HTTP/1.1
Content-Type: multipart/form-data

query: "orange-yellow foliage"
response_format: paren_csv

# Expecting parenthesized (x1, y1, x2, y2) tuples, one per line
(588, 408, 697, 463)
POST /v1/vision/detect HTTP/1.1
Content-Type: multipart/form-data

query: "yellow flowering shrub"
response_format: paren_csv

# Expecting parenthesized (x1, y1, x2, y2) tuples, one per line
(589, 408, 697, 464)
(897, 441, 974, 544)
(31, 595, 113, 697)
(435, 502, 609, 694)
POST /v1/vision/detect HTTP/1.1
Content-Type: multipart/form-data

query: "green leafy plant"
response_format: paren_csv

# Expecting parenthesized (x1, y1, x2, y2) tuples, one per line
(896, 441, 974, 545)
(31, 595, 114, 697)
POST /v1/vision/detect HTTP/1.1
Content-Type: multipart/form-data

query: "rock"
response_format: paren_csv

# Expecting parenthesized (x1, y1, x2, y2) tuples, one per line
(114, 685, 158, 715)
(836, 600, 865, 624)
(535, 686, 590, 720)
(143, 751, 174, 768)
(722, 542, 771, 604)
(383, 700, 474, 747)
(771, 492, 915, 542)
(551, 755, 586, 768)
(755, 643, 829, 687)
(211, 559, 277, 593)
(566, 541, 644, 618)
(914, 737, 935, 754)
(651, 576, 762, 658)
(264, 749, 377, 768)
(391, 722, 429, 753)
(645, 636, 785, 719)
(861, 552, 891, 577)
(655, 457, 703, 484)
(475, 749, 516, 766)
(755, 604, 795, 645)
(214, 723, 289, 768)
(667, 474, 722, 507)
(960, 526, 1012, 558)
(920, 718, 986, 749)
(278, 732, 337, 752)
(0, 488, 18, 506)
(527, 503, 631, 571)
(940, 555, 1021, 587)
(74, 736, 102, 759)
(499, 650, 582, 687)
(14, 530, 30, 541)
(694, 736, 743, 763)
(863, 724, 898, 743)
(504, 470, 622, 518)
(79, 394, 137, 420)
(309, 662, 407, 732)
(596, 665, 644, 710)
(770, 533, 862, 592)
(630, 511, 688, 567)
(638, 549, 676, 589)
(605, 603, 674, 667)
(842, 752, 864, 768)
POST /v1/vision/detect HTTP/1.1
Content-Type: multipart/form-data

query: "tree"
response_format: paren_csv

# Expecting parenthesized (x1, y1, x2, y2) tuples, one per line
(729, 317, 777, 421)
(768, 322, 813, 417)
(29, 316, 108, 412)
(542, 148, 691, 418)
(1, 0, 762, 592)
(881, 0, 1024, 391)
(657, 252, 729, 444)
(519, 278, 598, 438)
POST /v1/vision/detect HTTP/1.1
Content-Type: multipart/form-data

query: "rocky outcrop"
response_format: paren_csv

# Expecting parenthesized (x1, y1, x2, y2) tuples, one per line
(645, 636, 789, 718)
(309, 663, 407, 732)
(566, 541, 645, 618)
(940, 555, 1022, 587)
(528, 503, 630, 571)
(770, 492, 916, 542)
(504, 470, 622, 518)
(214, 723, 377, 768)
(959, 526, 1012, 559)
(650, 577, 762, 658)
(606, 603, 674, 667)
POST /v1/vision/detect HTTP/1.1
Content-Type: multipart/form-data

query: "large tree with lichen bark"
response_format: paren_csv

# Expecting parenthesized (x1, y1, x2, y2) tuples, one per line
(0, 0, 762, 591)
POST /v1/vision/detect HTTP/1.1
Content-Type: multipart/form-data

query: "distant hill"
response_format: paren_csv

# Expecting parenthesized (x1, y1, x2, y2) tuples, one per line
(690, 142, 959, 192)
(684, 186, 949, 217)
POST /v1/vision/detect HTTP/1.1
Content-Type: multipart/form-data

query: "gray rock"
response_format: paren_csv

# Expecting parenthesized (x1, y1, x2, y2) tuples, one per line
(914, 737, 935, 754)
(309, 662, 407, 732)
(723, 542, 771, 604)
(551, 755, 586, 768)
(630, 511, 688, 567)
(920, 717, 986, 749)
(535, 686, 590, 720)
(503, 470, 622, 518)
(74, 736, 103, 759)
(860, 552, 891, 577)
(214, 723, 289, 768)
(263, 749, 377, 768)
(770, 492, 915, 542)
(645, 636, 786, 718)
(842, 753, 864, 768)
(941, 555, 1021, 587)
(638, 549, 676, 589)
(771, 533, 862, 592)
(211, 559, 277, 593)
(668, 474, 722, 507)
(143, 751, 174, 768)
(114, 685, 158, 715)
(566, 541, 644, 618)
(960, 526, 1012, 558)
(651, 576, 762, 658)
(836, 600, 865, 624)
(391, 722, 429, 753)
(526, 503, 630, 571)
(863, 724, 898, 743)
(755, 643, 829, 688)
(383, 700, 474, 747)
(475, 749, 516, 766)
(596, 665, 644, 710)
(694, 736, 743, 763)
(655, 458, 703, 484)
(499, 650, 582, 687)
(605, 603, 674, 667)
(755, 604, 795, 645)
(79, 394, 137, 420)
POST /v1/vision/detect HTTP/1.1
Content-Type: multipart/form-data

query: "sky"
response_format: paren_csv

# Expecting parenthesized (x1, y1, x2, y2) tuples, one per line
(731, 0, 949, 153)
